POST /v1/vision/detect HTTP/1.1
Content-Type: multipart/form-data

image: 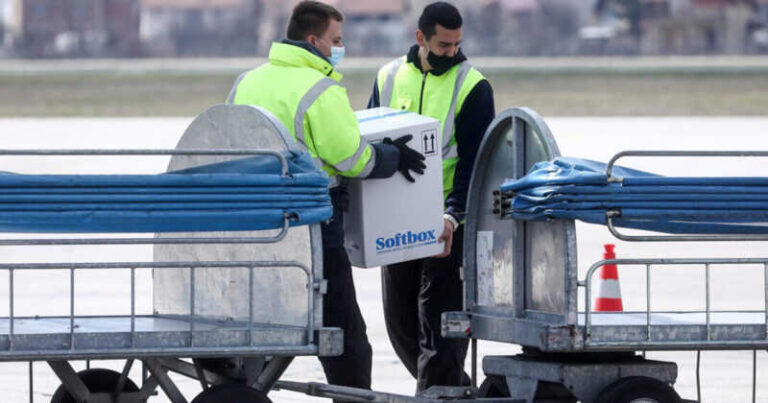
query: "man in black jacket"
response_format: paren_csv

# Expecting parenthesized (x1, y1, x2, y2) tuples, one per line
(367, 1, 495, 393)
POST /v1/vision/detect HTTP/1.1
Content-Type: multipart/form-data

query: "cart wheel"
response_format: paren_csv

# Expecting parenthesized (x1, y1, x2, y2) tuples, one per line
(191, 384, 272, 403)
(50, 368, 142, 403)
(478, 375, 510, 397)
(596, 376, 681, 403)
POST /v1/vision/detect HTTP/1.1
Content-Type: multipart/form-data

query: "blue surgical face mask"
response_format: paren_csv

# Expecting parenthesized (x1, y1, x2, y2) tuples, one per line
(328, 45, 345, 67)
(319, 39, 345, 67)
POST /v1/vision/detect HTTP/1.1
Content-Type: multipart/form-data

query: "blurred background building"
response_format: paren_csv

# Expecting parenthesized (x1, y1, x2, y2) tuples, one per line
(0, 0, 766, 57)
(2, 0, 140, 57)
(256, 0, 407, 56)
(140, 0, 259, 56)
(590, 0, 768, 55)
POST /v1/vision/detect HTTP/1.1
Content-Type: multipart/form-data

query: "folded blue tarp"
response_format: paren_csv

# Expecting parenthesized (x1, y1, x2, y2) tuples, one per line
(501, 158, 768, 234)
(0, 151, 332, 233)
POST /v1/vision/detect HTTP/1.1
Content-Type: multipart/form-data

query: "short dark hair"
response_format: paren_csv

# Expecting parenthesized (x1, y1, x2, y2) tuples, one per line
(418, 2, 462, 40)
(287, 1, 344, 41)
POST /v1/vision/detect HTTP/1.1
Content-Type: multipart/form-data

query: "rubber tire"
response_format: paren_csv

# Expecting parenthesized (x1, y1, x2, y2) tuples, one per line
(478, 375, 511, 397)
(595, 376, 681, 403)
(50, 368, 142, 403)
(191, 384, 272, 403)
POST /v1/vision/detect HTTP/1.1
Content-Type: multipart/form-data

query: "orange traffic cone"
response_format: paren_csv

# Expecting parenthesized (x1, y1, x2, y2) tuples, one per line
(594, 244, 623, 312)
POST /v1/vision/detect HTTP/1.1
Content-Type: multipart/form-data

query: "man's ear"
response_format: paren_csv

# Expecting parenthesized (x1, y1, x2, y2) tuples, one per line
(415, 30, 425, 47)
(306, 34, 318, 47)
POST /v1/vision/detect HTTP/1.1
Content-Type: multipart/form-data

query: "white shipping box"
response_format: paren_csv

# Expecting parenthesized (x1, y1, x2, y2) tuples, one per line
(344, 107, 444, 268)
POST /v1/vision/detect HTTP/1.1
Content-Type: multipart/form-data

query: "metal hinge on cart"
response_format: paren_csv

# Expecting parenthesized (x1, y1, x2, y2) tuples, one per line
(492, 190, 504, 218)
(314, 279, 328, 294)
(441, 311, 472, 338)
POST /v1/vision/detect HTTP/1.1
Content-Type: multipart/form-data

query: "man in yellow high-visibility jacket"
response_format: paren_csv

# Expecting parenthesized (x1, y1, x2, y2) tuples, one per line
(368, 1, 495, 392)
(227, 1, 425, 397)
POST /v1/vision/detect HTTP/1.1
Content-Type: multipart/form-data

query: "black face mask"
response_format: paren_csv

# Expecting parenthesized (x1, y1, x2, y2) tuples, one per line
(426, 49, 461, 73)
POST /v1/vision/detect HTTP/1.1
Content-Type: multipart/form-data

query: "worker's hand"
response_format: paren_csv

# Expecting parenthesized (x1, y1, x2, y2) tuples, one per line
(435, 218, 454, 258)
(383, 135, 426, 182)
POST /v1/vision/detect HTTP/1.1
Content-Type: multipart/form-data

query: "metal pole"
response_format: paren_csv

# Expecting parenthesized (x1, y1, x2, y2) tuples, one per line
(584, 266, 595, 344)
(0, 231, 292, 246)
(9, 269, 14, 352)
(249, 266, 254, 347)
(765, 263, 768, 340)
(28, 361, 33, 403)
(606, 150, 768, 180)
(606, 215, 768, 242)
(131, 267, 136, 349)
(308, 255, 316, 346)
(696, 350, 702, 403)
(705, 264, 711, 341)
(753, 350, 757, 403)
(115, 359, 134, 398)
(189, 267, 196, 348)
(0, 148, 291, 176)
(70, 266, 75, 351)
(646, 264, 652, 341)
(194, 361, 209, 391)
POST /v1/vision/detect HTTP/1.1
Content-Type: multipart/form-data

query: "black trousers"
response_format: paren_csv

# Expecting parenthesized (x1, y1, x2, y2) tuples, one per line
(318, 246, 373, 401)
(381, 226, 468, 392)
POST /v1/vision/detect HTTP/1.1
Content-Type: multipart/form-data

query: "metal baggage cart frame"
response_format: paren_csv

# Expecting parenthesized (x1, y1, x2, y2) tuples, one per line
(0, 105, 343, 403)
(443, 107, 768, 402)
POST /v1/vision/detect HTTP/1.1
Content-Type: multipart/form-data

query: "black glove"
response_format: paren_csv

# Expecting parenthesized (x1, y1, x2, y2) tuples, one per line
(383, 134, 426, 183)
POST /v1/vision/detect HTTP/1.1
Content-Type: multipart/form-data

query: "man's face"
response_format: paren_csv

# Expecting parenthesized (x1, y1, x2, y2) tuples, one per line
(417, 24, 462, 57)
(308, 18, 343, 58)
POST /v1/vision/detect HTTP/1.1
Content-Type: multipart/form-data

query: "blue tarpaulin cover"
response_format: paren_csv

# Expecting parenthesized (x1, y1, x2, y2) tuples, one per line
(501, 158, 768, 234)
(0, 151, 332, 233)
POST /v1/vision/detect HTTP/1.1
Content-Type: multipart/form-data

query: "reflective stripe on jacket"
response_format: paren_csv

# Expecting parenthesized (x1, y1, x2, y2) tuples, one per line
(228, 42, 375, 181)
